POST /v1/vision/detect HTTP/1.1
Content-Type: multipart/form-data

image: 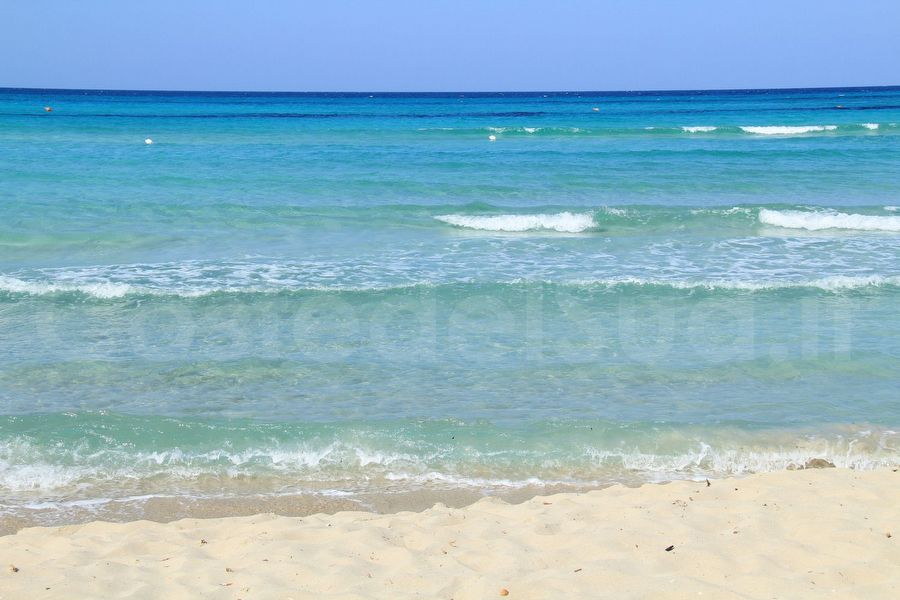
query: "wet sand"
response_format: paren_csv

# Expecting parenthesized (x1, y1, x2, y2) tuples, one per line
(0, 483, 593, 536)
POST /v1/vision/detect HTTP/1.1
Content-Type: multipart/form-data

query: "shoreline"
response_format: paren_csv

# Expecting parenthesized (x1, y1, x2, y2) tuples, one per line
(1, 457, 870, 536)
(2, 467, 898, 598)
(0, 481, 598, 536)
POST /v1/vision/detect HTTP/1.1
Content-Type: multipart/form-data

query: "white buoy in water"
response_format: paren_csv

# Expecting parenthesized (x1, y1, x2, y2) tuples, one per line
(144, 138, 153, 145)
(592, 107, 600, 112)
(488, 134, 497, 142)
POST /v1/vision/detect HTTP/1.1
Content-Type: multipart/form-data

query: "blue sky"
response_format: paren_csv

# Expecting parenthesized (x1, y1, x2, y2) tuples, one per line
(1, 0, 898, 91)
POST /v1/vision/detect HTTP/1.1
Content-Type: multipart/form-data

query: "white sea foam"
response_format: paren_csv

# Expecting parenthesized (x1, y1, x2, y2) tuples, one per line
(2, 272, 898, 299)
(599, 206, 628, 217)
(485, 126, 579, 135)
(434, 212, 595, 233)
(567, 275, 900, 292)
(862, 123, 880, 130)
(0, 276, 133, 298)
(3, 435, 896, 495)
(584, 445, 897, 474)
(689, 207, 753, 216)
(383, 471, 565, 489)
(741, 125, 837, 135)
(759, 208, 900, 232)
(681, 126, 717, 133)
(885, 206, 899, 212)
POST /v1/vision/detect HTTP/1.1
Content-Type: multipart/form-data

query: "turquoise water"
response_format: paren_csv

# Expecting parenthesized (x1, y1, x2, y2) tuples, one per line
(1, 87, 899, 524)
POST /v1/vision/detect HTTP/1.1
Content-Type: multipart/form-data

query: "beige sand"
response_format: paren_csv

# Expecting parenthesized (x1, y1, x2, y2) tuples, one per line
(1, 468, 897, 599)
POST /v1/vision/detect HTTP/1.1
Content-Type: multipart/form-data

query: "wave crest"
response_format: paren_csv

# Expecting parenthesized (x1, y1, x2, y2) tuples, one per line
(566, 275, 900, 292)
(0, 276, 133, 298)
(759, 209, 900, 232)
(434, 212, 595, 233)
(741, 125, 837, 135)
(2, 274, 897, 300)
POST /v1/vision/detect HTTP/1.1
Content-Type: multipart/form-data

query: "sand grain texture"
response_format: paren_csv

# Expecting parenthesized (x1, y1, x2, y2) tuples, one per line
(1, 468, 898, 599)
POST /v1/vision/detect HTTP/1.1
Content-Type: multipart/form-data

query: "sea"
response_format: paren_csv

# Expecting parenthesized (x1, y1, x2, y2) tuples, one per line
(1, 86, 898, 530)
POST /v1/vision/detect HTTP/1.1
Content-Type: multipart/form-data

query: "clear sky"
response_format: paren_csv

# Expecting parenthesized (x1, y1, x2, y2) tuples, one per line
(1, 0, 898, 92)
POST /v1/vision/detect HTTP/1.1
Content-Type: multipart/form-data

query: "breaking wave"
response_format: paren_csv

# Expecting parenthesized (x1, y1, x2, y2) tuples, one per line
(0, 276, 134, 298)
(2, 273, 898, 300)
(741, 125, 838, 135)
(410, 122, 895, 138)
(1, 417, 896, 498)
(759, 209, 900, 231)
(434, 212, 595, 232)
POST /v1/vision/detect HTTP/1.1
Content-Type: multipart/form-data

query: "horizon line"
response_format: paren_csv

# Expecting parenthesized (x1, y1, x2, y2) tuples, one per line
(2, 84, 899, 96)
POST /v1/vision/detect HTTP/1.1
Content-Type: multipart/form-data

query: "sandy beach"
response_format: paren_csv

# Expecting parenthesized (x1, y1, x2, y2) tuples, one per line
(1, 467, 897, 599)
